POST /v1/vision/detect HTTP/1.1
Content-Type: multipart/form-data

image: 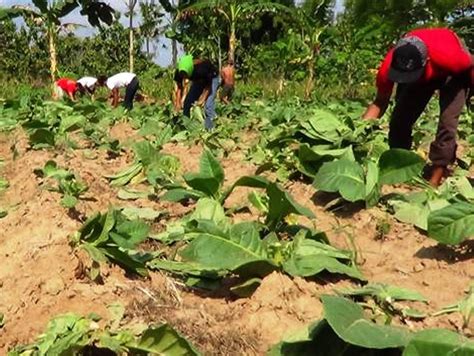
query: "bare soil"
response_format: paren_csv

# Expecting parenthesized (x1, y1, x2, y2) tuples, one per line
(0, 124, 472, 355)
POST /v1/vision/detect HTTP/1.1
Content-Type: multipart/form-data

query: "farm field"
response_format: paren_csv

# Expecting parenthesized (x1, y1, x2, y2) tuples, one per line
(0, 96, 473, 355)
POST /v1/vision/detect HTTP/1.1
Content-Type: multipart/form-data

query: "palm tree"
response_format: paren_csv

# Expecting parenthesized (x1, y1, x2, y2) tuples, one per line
(125, 0, 139, 72)
(0, 0, 115, 85)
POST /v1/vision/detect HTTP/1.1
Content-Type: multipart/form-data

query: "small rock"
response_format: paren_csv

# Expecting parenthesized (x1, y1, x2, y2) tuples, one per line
(413, 264, 425, 273)
(42, 276, 65, 296)
(422, 280, 430, 286)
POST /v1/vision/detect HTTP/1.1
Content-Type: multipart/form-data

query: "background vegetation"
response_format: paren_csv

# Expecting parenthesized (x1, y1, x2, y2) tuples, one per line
(0, 0, 472, 100)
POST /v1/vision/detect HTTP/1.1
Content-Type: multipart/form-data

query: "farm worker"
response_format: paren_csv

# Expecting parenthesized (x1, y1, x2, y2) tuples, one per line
(363, 28, 473, 187)
(53, 78, 77, 101)
(105, 72, 139, 110)
(76, 76, 107, 98)
(220, 59, 235, 104)
(173, 54, 220, 130)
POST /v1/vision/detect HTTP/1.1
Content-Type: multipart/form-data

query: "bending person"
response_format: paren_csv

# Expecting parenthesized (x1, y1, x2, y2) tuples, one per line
(105, 72, 139, 110)
(220, 59, 235, 104)
(173, 54, 219, 130)
(363, 28, 473, 187)
(77, 76, 107, 99)
(53, 78, 77, 101)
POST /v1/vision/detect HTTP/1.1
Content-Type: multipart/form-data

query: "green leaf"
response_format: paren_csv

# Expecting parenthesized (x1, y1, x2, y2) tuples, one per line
(338, 283, 427, 303)
(183, 173, 220, 197)
(378, 149, 424, 185)
(266, 183, 315, 230)
(403, 329, 474, 356)
(120, 207, 162, 221)
(29, 128, 55, 148)
(365, 160, 381, 207)
(147, 259, 224, 279)
(60, 194, 78, 208)
(221, 175, 270, 204)
(100, 246, 148, 277)
(390, 200, 430, 231)
(199, 149, 224, 185)
(283, 255, 365, 281)
(427, 202, 474, 245)
(189, 198, 227, 225)
(299, 110, 350, 144)
(314, 159, 366, 202)
(111, 219, 150, 249)
(297, 144, 355, 177)
(127, 324, 199, 355)
(161, 188, 205, 202)
(180, 221, 268, 271)
(321, 295, 411, 349)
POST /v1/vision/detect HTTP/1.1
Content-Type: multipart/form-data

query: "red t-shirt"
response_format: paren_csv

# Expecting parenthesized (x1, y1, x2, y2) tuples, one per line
(376, 28, 472, 96)
(56, 78, 77, 96)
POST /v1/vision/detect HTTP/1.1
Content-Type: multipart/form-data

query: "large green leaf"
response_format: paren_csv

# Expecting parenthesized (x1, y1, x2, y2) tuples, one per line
(189, 198, 227, 225)
(110, 219, 150, 249)
(427, 202, 474, 245)
(127, 324, 200, 355)
(283, 255, 365, 281)
(299, 110, 350, 144)
(314, 159, 366, 202)
(199, 149, 224, 186)
(183, 173, 220, 197)
(220, 175, 270, 204)
(297, 144, 355, 177)
(321, 295, 411, 349)
(403, 329, 474, 356)
(180, 221, 268, 271)
(390, 200, 431, 231)
(378, 149, 424, 185)
(265, 183, 315, 230)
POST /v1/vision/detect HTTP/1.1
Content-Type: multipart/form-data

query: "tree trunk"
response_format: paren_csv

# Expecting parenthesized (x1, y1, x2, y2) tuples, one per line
(48, 27, 57, 94)
(172, 38, 177, 67)
(129, 11, 134, 72)
(305, 58, 314, 100)
(228, 26, 236, 63)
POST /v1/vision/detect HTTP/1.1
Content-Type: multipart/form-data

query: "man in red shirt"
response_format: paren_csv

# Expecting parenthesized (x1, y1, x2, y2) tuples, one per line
(53, 78, 78, 101)
(363, 28, 473, 186)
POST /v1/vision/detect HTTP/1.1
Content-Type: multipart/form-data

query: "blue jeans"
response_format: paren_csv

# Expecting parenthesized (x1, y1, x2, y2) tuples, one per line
(183, 76, 219, 130)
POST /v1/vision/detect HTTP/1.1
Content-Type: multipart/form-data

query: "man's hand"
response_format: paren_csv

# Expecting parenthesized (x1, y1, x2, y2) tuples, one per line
(362, 92, 391, 120)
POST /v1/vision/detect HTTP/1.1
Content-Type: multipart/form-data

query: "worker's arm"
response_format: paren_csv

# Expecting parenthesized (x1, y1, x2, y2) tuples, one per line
(111, 88, 119, 107)
(68, 91, 76, 101)
(197, 85, 211, 106)
(362, 92, 391, 120)
(173, 81, 184, 111)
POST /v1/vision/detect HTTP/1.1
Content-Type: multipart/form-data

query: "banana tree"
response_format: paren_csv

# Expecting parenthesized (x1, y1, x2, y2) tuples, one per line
(181, 0, 291, 64)
(0, 0, 115, 85)
(295, 0, 332, 99)
(124, 0, 138, 72)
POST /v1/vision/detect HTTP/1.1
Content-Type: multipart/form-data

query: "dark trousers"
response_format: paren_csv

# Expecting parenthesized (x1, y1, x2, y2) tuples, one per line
(124, 76, 139, 110)
(183, 77, 219, 130)
(389, 72, 470, 166)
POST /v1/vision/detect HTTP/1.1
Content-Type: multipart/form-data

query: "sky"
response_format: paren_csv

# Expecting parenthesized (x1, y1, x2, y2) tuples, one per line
(0, 0, 345, 67)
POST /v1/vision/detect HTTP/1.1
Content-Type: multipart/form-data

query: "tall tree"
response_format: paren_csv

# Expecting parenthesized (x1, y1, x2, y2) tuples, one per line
(181, 0, 292, 64)
(0, 0, 115, 85)
(140, 0, 165, 57)
(125, 0, 139, 72)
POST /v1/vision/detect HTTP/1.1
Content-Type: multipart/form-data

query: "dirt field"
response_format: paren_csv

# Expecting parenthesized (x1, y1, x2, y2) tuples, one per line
(0, 123, 472, 355)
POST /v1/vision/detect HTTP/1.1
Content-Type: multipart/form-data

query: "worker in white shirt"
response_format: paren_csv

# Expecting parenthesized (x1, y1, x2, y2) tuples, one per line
(104, 72, 139, 110)
(77, 76, 106, 99)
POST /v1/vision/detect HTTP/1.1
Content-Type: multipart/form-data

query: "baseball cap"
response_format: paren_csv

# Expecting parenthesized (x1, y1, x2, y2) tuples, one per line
(388, 36, 428, 84)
